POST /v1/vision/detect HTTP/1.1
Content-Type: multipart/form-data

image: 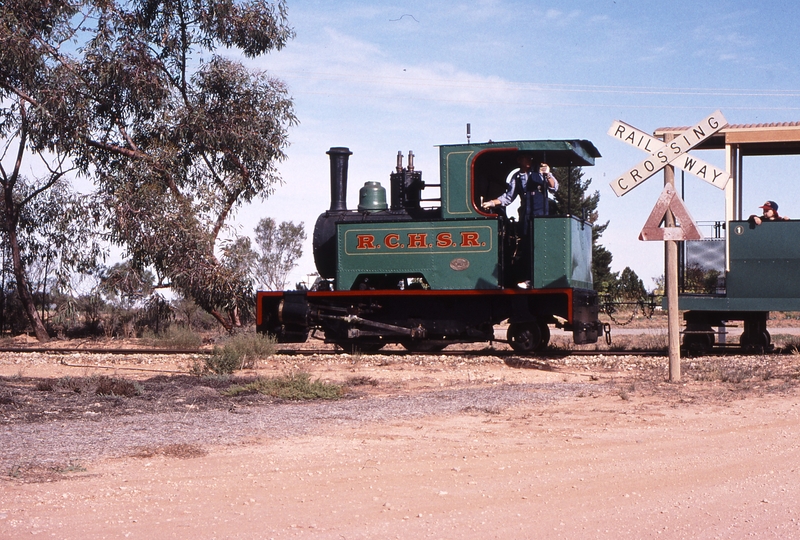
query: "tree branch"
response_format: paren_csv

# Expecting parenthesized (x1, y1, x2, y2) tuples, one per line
(84, 138, 149, 160)
(117, 124, 140, 153)
(18, 153, 74, 209)
(9, 103, 29, 194)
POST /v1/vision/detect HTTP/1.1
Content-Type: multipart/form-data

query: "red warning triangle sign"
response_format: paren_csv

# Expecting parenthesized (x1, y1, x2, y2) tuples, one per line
(639, 185, 703, 241)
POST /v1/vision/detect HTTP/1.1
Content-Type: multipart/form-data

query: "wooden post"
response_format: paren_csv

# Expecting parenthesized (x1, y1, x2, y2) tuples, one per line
(663, 133, 681, 382)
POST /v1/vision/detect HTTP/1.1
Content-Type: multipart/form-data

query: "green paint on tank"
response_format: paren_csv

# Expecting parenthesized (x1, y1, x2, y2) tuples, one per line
(530, 216, 594, 290)
(337, 220, 500, 290)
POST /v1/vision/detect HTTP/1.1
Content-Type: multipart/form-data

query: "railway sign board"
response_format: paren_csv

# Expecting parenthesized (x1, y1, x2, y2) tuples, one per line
(608, 110, 730, 196)
(639, 185, 703, 241)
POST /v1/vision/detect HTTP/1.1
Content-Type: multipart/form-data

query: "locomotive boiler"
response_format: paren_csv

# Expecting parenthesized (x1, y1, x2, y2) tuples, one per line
(257, 139, 603, 353)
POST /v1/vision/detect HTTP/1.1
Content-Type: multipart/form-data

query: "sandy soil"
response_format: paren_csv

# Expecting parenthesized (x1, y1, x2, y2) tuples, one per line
(2, 341, 800, 539)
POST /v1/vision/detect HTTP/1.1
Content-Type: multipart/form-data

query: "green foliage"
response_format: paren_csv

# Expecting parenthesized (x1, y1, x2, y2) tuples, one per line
(0, 283, 27, 335)
(172, 295, 222, 332)
(1, 0, 297, 333)
(137, 294, 173, 335)
(222, 372, 343, 400)
(617, 267, 648, 300)
(682, 264, 722, 294)
(0, 173, 105, 340)
(99, 262, 156, 307)
(46, 292, 107, 337)
(221, 236, 258, 281)
(254, 217, 306, 291)
(203, 332, 277, 374)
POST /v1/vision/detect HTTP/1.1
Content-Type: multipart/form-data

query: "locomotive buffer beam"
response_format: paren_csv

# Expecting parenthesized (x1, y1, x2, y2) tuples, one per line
(318, 314, 426, 339)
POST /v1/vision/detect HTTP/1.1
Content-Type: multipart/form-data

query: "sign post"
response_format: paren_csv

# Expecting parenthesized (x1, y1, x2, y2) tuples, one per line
(608, 112, 729, 382)
(663, 135, 681, 381)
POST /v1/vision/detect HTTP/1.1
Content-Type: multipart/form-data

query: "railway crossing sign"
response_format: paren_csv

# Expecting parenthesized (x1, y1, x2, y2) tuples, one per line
(638, 184, 702, 241)
(608, 110, 730, 196)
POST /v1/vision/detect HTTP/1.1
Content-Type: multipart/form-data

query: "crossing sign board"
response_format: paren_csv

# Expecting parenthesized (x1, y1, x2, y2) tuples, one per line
(608, 110, 730, 196)
(638, 185, 703, 241)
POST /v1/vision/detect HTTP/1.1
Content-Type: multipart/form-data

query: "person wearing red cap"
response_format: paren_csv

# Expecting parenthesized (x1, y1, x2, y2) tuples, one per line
(750, 200, 789, 225)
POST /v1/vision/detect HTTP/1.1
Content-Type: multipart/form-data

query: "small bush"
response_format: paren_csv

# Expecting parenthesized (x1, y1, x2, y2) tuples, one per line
(56, 376, 86, 393)
(39, 375, 142, 396)
(141, 326, 203, 350)
(35, 381, 54, 392)
(95, 376, 141, 397)
(54, 460, 87, 473)
(223, 372, 343, 400)
(345, 375, 379, 387)
(203, 333, 276, 374)
(776, 335, 800, 353)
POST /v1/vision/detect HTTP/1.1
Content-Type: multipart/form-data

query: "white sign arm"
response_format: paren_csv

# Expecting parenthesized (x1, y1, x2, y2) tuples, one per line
(608, 110, 729, 196)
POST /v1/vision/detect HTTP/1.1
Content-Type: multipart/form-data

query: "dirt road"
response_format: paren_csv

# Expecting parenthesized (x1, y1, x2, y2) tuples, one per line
(2, 348, 800, 539)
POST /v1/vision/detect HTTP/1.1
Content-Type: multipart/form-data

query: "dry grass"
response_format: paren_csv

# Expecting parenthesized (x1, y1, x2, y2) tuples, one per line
(34, 375, 142, 397)
(222, 372, 344, 400)
(129, 444, 208, 459)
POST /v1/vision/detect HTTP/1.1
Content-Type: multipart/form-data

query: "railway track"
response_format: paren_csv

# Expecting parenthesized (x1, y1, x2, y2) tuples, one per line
(0, 345, 773, 357)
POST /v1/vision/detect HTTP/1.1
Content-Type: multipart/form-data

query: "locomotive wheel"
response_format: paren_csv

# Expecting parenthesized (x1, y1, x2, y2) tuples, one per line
(273, 325, 309, 343)
(538, 322, 551, 349)
(507, 322, 544, 354)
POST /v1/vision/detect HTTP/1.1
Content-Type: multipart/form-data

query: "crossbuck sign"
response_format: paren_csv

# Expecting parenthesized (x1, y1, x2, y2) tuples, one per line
(608, 110, 730, 196)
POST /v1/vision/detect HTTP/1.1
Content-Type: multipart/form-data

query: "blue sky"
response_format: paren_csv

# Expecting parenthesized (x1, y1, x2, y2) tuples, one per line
(233, 0, 800, 290)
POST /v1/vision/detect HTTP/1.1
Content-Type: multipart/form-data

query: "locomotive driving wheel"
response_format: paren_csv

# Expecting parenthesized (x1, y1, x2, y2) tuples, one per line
(507, 322, 549, 354)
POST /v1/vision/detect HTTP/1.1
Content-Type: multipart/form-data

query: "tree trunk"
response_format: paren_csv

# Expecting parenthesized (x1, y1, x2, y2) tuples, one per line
(210, 308, 233, 333)
(5, 225, 50, 342)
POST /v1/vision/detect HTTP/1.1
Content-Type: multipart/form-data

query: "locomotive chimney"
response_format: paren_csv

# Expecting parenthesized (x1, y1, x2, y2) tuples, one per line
(326, 147, 352, 211)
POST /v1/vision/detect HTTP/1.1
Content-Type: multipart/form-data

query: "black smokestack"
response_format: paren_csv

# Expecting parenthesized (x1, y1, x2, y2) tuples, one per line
(327, 147, 352, 211)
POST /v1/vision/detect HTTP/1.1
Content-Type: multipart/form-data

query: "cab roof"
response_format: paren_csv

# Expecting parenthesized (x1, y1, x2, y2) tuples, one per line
(438, 139, 601, 167)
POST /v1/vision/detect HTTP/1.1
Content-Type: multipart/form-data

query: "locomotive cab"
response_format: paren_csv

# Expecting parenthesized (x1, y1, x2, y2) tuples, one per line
(465, 143, 598, 290)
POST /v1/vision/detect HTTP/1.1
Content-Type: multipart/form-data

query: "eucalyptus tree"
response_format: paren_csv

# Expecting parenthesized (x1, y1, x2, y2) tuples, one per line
(253, 217, 305, 291)
(0, 169, 103, 341)
(1, 0, 296, 335)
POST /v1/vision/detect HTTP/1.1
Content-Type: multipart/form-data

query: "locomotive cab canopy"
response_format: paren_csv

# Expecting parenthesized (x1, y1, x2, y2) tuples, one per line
(436, 139, 601, 219)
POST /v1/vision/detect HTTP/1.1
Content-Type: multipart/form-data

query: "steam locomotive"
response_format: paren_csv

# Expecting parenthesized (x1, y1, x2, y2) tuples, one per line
(256, 139, 603, 353)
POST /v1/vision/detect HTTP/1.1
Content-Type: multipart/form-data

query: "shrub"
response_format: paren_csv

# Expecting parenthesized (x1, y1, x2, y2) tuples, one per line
(95, 376, 141, 397)
(141, 326, 203, 350)
(37, 375, 142, 396)
(203, 332, 276, 374)
(223, 372, 343, 400)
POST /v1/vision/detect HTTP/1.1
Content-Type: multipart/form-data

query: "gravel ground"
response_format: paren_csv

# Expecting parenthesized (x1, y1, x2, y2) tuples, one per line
(3, 343, 800, 539)
(3, 346, 799, 474)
